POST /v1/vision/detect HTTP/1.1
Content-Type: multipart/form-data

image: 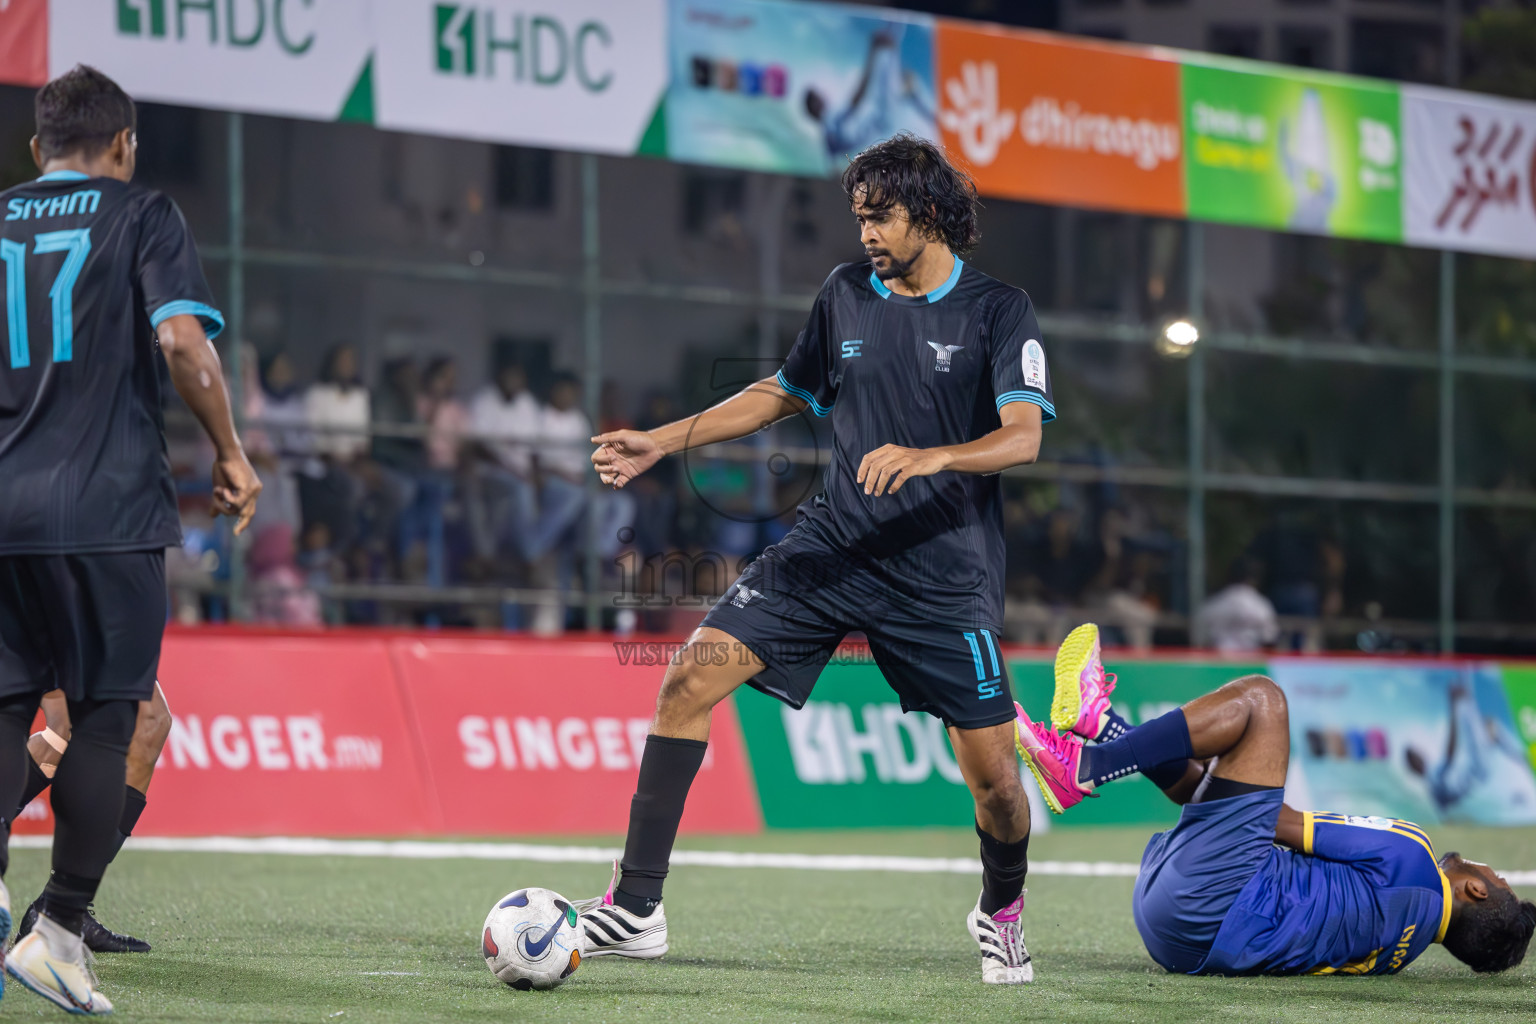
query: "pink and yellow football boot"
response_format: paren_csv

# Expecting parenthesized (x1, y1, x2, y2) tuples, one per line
(1051, 623, 1118, 741)
(1013, 703, 1093, 814)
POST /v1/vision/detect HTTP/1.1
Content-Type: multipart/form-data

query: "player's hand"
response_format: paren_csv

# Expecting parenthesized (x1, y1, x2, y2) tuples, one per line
(210, 449, 263, 536)
(591, 430, 663, 489)
(857, 444, 952, 496)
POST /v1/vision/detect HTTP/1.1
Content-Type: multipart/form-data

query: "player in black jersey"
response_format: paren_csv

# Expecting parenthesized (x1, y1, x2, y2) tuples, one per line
(0, 66, 261, 1014)
(581, 134, 1051, 984)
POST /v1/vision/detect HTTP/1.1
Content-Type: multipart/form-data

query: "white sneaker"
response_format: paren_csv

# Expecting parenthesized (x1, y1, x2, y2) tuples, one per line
(966, 892, 1033, 984)
(572, 861, 669, 959)
(6, 912, 115, 1015)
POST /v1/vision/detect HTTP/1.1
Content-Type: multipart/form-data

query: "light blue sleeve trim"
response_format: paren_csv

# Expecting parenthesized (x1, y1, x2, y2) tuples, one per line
(867, 271, 892, 299)
(36, 170, 91, 183)
(151, 300, 226, 341)
(776, 369, 832, 417)
(926, 255, 965, 303)
(996, 390, 1056, 423)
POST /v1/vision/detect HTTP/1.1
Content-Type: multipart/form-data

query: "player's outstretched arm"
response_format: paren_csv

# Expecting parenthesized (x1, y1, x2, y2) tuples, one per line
(858, 401, 1042, 497)
(591, 376, 806, 489)
(158, 314, 262, 534)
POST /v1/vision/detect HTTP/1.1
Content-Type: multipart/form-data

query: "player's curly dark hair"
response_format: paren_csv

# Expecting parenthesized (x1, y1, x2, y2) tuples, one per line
(34, 65, 136, 160)
(1443, 887, 1536, 973)
(840, 133, 980, 255)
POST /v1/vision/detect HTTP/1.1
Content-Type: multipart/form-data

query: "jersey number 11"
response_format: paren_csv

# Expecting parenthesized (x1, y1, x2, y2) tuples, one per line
(1, 228, 92, 369)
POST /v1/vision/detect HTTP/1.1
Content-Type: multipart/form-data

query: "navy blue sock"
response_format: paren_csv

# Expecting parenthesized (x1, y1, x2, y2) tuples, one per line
(1079, 709, 1193, 788)
(1095, 707, 1132, 743)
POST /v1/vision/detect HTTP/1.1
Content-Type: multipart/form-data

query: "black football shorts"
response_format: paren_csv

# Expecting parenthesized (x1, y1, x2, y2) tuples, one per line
(0, 550, 166, 703)
(700, 524, 1015, 730)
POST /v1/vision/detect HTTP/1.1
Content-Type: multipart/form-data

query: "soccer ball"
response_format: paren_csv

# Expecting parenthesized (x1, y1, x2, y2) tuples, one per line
(481, 887, 583, 991)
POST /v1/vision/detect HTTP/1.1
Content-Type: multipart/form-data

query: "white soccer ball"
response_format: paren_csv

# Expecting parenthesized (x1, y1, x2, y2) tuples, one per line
(481, 887, 583, 991)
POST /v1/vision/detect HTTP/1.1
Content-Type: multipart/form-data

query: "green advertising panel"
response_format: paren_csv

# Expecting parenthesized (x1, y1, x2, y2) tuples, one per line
(736, 657, 1263, 829)
(1181, 60, 1402, 241)
(1500, 666, 1536, 773)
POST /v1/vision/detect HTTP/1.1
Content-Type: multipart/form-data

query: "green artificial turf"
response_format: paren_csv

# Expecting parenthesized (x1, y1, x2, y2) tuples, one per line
(3, 826, 1533, 1023)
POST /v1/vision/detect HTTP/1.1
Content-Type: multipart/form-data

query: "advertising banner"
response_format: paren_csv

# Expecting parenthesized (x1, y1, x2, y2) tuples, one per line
(737, 655, 1261, 829)
(145, 633, 439, 835)
(389, 636, 762, 835)
(48, 0, 374, 121)
(0, 0, 47, 87)
(1500, 666, 1536, 773)
(1403, 86, 1536, 261)
(666, 0, 936, 177)
(1274, 660, 1536, 826)
(374, 0, 667, 153)
(1181, 60, 1403, 242)
(934, 24, 1184, 217)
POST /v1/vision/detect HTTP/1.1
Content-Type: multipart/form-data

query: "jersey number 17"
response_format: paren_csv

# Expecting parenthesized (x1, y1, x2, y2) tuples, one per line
(1, 228, 92, 369)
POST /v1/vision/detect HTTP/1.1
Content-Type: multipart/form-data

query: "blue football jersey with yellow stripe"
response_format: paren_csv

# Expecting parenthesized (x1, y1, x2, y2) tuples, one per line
(1201, 813, 1452, 975)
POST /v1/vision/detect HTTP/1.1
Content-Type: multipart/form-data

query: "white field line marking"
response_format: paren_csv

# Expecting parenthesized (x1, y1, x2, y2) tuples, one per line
(10, 836, 1534, 886)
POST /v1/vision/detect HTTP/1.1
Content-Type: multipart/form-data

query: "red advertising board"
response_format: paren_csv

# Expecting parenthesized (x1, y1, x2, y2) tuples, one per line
(935, 22, 1185, 217)
(0, 0, 46, 87)
(17, 630, 760, 838)
(145, 633, 439, 835)
(389, 636, 762, 835)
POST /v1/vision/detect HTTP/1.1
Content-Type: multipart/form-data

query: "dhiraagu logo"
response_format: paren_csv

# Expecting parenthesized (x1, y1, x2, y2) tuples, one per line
(434, 4, 614, 91)
(115, 0, 317, 55)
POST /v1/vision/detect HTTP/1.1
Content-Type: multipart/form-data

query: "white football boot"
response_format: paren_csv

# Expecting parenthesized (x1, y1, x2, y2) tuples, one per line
(966, 891, 1034, 984)
(6, 912, 115, 1014)
(572, 860, 670, 959)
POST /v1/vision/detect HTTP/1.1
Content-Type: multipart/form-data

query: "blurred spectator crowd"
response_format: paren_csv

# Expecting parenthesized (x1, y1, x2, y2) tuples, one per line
(168, 344, 637, 633)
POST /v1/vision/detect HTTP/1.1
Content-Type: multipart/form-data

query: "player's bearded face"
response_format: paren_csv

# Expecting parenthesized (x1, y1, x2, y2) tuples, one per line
(854, 194, 926, 281)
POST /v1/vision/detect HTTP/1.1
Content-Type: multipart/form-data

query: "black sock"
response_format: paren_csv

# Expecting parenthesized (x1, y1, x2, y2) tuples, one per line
(1095, 707, 1132, 743)
(1079, 709, 1194, 788)
(0, 693, 41, 879)
(42, 699, 135, 934)
(108, 785, 147, 862)
(976, 821, 1029, 916)
(614, 734, 708, 917)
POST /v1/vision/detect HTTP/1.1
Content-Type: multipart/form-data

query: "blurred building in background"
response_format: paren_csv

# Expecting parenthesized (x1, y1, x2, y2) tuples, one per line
(1, 0, 1533, 653)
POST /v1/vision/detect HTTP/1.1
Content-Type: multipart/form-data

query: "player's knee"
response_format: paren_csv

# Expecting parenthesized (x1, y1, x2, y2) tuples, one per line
(654, 661, 721, 723)
(1237, 675, 1287, 727)
(969, 769, 1026, 822)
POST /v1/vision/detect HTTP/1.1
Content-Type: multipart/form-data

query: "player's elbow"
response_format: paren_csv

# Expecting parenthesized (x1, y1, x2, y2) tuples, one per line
(1010, 426, 1042, 467)
(156, 313, 212, 364)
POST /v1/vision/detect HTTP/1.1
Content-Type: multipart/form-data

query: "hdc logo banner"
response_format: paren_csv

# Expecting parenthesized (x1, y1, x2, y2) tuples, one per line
(50, 0, 374, 120)
(373, 0, 667, 153)
(1403, 85, 1536, 261)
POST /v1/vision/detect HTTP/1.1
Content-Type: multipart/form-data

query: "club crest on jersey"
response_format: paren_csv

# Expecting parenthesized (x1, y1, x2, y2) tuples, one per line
(731, 586, 763, 609)
(926, 341, 963, 372)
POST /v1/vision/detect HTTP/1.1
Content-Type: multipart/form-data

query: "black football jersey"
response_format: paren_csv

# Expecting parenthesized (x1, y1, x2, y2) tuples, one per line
(0, 171, 222, 554)
(776, 257, 1054, 627)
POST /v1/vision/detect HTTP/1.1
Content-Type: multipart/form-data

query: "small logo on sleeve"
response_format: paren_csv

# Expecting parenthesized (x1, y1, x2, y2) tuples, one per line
(1023, 339, 1046, 389)
(841, 340, 863, 359)
(927, 341, 964, 371)
(731, 586, 764, 609)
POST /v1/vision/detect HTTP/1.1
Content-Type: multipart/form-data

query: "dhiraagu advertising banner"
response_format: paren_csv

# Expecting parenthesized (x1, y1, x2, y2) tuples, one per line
(666, 0, 937, 177)
(736, 655, 1259, 829)
(1180, 59, 1403, 242)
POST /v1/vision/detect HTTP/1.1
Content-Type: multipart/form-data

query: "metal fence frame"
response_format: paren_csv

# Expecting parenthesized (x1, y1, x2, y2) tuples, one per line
(205, 114, 1536, 650)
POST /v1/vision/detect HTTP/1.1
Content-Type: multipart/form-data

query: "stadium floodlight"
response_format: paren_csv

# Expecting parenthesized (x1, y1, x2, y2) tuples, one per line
(1155, 319, 1200, 358)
